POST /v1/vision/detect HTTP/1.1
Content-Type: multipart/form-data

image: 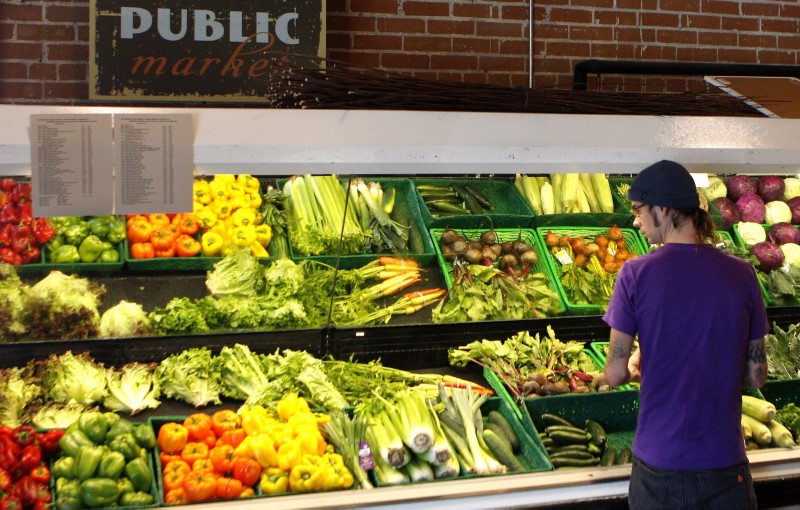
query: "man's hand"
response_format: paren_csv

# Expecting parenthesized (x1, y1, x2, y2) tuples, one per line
(627, 348, 641, 383)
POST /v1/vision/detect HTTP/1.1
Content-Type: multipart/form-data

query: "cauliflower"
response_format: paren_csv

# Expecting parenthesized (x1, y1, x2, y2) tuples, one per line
(737, 222, 767, 247)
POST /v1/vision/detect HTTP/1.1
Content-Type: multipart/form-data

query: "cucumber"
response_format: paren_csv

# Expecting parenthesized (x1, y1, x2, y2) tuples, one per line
(483, 421, 514, 453)
(416, 184, 454, 193)
(587, 442, 603, 455)
(585, 419, 608, 447)
(540, 436, 554, 447)
(615, 447, 632, 465)
(463, 184, 495, 211)
(600, 447, 617, 466)
(549, 450, 595, 461)
(551, 456, 601, 469)
(547, 444, 590, 454)
(482, 429, 525, 472)
(488, 411, 519, 452)
(541, 413, 577, 428)
(429, 200, 470, 214)
(548, 429, 592, 445)
(545, 425, 589, 436)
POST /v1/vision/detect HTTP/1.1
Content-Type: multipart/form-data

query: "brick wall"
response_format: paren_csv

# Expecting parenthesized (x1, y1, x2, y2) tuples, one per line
(1, 0, 798, 103)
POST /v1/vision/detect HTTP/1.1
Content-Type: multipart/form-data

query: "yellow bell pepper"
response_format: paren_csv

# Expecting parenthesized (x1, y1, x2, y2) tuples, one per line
(213, 174, 236, 185)
(226, 182, 246, 198)
(193, 201, 205, 213)
(210, 199, 232, 219)
(195, 207, 217, 230)
(230, 224, 256, 247)
(237, 174, 261, 194)
(232, 435, 255, 460)
(241, 405, 273, 435)
(277, 393, 311, 421)
(210, 179, 231, 201)
(231, 207, 257, 227)
(288, 464, 324, 492)
(246, 192, 263, 209)
(230, 195, 252, 211)
(250, 241, 269, 258)
(254, 224, 272, 246)
(251, 434, 280, 469)
(260, 468, 289, 495)
(193, 180, 212, 204)
(319, 463, 354, 491)
(201, 231, 224, 257)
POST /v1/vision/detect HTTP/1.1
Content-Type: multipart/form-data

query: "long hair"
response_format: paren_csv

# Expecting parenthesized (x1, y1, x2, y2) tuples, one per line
(667, 208, 717, 245)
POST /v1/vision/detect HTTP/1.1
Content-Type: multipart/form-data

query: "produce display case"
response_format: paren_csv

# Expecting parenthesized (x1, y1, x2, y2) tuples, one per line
(3, 106, 800, 509)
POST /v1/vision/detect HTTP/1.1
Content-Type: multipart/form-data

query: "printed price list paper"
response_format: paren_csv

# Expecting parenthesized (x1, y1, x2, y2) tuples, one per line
(30, 114, 114, 216)
(114, 114, 193, 214)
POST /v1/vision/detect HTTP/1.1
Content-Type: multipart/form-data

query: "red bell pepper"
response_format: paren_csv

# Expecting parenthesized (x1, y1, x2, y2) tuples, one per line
(18, 445, 41, 473)
(28, 465, 49, 486)
(37, 429, 63, 457)
(0, 204, 17, 225)
(10, 225, 30, 254)
(0, 179, 16, 193)
(21, 247, 40, 264)
(0, 496, 23, 510)
(12, 477, 39, 508)
(31, 218, 54, 245)
(0, 248, 22, 265)
(0, 467, 11, 492)
(11, 426, 36, 448)
(16, 202, 32, 224)
(0, 436, 20, 472)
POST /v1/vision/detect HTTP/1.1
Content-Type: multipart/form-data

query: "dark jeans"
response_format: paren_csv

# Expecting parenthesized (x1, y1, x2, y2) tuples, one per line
(628, 456, 757, 510)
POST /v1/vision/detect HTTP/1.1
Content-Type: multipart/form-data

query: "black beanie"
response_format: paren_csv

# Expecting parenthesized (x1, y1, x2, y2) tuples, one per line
(627, 160, 700, 209)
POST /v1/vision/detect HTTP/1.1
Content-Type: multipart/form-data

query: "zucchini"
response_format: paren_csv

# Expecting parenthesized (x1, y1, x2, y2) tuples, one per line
(547, 444, 590, 454)
(488, 411, 520, 452)
(548, 429, 592, 445)
(615, 447, 632, 465)
(452, 184, 483, 214)
(540, 436, 554, 447)
(541, 413, 577, 428)
(429, 200, 470, 214)
(483, 421, 514, 452)
(551, 456, 601, 469)
(545, 425, 589, 436)
(587, 442, 603, 455)
(585, 419, 607, 447)
(600, 447, 617, 466)
(416, 184, 454, 193)
(463, 184, 495, 211)
(482, 429, 525, 472)
(549, 450, 595, 461)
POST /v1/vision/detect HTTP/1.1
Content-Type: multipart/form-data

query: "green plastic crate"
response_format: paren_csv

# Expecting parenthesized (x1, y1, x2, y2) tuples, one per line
(16, 239, 126, 275)
(430, 228, 562, 302)
(280, 177, 435, 269)
(588, 342, 635, 391)
(534, 226, 649, 315)
(525, 389, 639, 456)
(730, 223, 797, 307)
(413, 177, 535, 229)
(531, 176, 636, 229)
(480, 397, 554, 473)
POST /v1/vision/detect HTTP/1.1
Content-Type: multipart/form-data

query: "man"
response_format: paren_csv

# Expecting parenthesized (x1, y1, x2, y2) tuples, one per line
(603, 160, 769, 510)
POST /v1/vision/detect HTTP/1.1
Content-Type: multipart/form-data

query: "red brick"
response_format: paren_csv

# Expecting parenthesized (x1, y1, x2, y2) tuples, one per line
(453, 37, 493, 53)
(682, 14, 721, 30)
(404, 36, 450, 52)
(701, 1, 740, 15)
(762, 18, 799, 34)
(0, 23, 14, 40)
(402, 1, 450, 17)
(326, 33, 351, 48)
(717, 48, 758, 62)
(77, 25, 89, 41)
(533, 74, 558, 89)
(571, 0, 614, 8)
(594, 11, 638, 26)
(724, 17, 761, 32)
(476, 20, 523, 38)
(656, 29, 698, 45)
(660, 0, 700, 12)
(535, 57, 572, 73)
(46, 42, 87, 61)
(350, 0, 398, 15)
(592, 42, 635, 59)
(45, 5, 87, 23)
(549, 8, 593, 24)
(377, 17, 425, 34)
(485, 73, 513, 87)
(0, 42, 44, 60)
(328, 51, 380, 68)
(545, 42, 591, 58)
(534, 25, 569, 40)
(380, 52, 430, 69)
(18, 23, 75, 42)
(0, 63, 27, 80)
(0, 81, 43, 100)
(757, 50, 796, 65)
(453, 2, 492, 19)
(3, 3, 43, 21)
(779, 35, 800, 51)
(615, 28, 656, 43)
(699, 31, 737, 46)
(739, 34, 777, 49)
(502, 5, 528, 21)
(780, 4, 800, 18)
(59, 63, 87, 80)
(640, 12, 681, 27)
(509, 74, 528, 88)
(741, 3, 779, 17)
(675, 47, 718, 61)
(353, 34, 402, 51)
(500, 39, 529, 55)
(44, 82, 89, 100)
(479, 55, 525, 72)
(570, 26, 614, 41)
(326, 0, 346, 12)
(640, 45, 677, 60)
(328, 15, 376, 32)
(431, 54, 478, 69)
(427, 20, 474, 35)
(29, 63, 57, 80)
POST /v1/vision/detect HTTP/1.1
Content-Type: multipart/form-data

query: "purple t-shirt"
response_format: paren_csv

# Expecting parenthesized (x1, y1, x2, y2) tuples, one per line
(603, 243, 769, 470)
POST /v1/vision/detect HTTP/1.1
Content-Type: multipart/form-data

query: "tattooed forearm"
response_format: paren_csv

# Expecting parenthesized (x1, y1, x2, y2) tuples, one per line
(746, 339, 766, 363)
(743, 339, 767, 389)
(610, 341, 630, 361)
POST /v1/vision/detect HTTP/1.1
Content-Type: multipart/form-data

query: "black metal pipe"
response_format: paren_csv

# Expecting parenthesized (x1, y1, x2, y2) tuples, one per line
(573, 59, 800, 90)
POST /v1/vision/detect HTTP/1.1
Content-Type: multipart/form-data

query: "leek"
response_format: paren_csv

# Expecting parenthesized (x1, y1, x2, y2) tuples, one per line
(417, 400, 455, 465)
(372, 449, 410, 485)
(367, 409, 410, 468)
(403, 456, 434, 483)
(389, 389, 436, 455)
(432, 452, 461, 479)
(322, 411, 374, 489)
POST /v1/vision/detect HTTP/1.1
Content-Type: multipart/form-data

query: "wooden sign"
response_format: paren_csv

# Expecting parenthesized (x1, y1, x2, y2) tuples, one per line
(90, 0, 325, 102)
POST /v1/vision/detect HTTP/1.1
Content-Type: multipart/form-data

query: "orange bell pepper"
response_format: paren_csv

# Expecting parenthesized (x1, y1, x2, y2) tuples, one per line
(126, 214, 148, 229)
(130, 242, 155, 259)
(215, 476, 243, 500)
(127, 220, 153, 244)
(158, 422, 189, 454)
(211, 410, 242, 437)
(192, 458, 215, 473)
(163, 470, 186, 492)
(163, 460, 191, 477)
(154, 245, 176, 258)
(178, 213, 200, 235)
(209, 444, 236, 475)
(219, 428, 246, 449)
(183, 471, 217, 503)
(164, 488, 188, 505)
(175, 234, 202, 257)
(160, 452, 183, 468)
(151, 225, 177, 250)
(183, 413, 213, 442)
(180, 442, 210, 464)
(148, 213, 171, 227)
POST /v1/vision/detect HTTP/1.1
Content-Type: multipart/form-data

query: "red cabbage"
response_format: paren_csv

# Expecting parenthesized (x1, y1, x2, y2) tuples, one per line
(788, 196, 800, 224)
(726, 175, 757, 200)
(768, 222, 800, 245)
(757, 175, 786, 202)
(736, 193, 766, 224)
(751, 241, 784, 273)
(712, 197, 740, 227)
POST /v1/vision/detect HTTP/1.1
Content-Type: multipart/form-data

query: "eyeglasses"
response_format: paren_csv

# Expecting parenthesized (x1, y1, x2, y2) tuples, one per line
(631, 203, 648, 218)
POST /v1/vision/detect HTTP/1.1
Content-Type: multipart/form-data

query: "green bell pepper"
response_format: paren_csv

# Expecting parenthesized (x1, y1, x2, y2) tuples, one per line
(46, 234, 65, 252)
(132, 424, 156, 450)
(51, 216, 82, 232)
(98, 451, 126, 479)
(120, 491, 154, 507)
(75, 445, 105, 481)
(105, 418, 134, 441)
(79, 411, 109, 444)
(124, 457, 152, 493)
(78, 235, 107, 263)
(59, 429, 94, 458)
(63, 222, 89, 246)
(80, 478, 120, 508)
(98, 248, 119, 263)
(116, 477, 135, 497)
(55, 478, 83, 510)
(49, 244, 81, 264)
(52, 456, 76, 480)
(87, 216, 112, 238)
(108, 433, 141, 461)
(103, 411, 121, 427)
(106, 218, 127, 244)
